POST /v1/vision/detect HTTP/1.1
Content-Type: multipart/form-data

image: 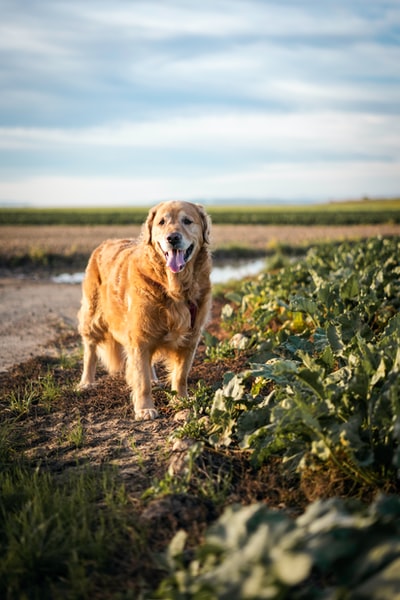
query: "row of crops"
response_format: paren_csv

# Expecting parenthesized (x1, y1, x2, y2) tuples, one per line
(158, 236, 400, 598)
(1, 199, 400, 225)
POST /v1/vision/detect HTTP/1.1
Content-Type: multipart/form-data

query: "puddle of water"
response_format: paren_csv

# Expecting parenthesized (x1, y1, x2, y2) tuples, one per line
(210, 258, 266, 284)
(52, 272, 85, 284)
(52, 257, 267, 286)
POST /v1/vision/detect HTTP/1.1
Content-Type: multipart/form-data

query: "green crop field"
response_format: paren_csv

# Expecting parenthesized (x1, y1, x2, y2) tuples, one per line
(1, 197, 400, 226)
(208, 197, 400, 225)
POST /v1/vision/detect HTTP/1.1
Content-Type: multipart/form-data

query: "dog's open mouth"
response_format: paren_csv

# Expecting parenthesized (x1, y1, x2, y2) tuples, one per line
(164, 244, 194, 273)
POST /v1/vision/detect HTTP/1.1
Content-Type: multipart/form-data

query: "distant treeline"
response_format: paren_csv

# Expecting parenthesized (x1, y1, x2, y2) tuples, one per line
(1, 199, 400, 226)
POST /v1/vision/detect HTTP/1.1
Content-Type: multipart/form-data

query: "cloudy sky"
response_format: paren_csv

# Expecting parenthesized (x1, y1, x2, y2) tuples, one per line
(0, 0, 399, 207)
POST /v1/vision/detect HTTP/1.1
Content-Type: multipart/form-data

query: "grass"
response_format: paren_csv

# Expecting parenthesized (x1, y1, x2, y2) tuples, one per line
(7, 372, 63, 416)
(63, 415, 86, 448)
(0, 385, 152, 599)
(8, 384, 37, 415)
(0, 466, 143, 599)
(0, 362, 149, 599)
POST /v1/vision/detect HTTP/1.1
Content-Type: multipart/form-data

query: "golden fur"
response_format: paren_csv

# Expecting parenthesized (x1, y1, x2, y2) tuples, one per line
(77, 200, 212, 420)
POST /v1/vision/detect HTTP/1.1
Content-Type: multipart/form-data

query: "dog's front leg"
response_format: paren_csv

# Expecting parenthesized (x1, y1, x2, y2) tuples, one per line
(126, 346, 159, 420)
(168, 345, 197, 398)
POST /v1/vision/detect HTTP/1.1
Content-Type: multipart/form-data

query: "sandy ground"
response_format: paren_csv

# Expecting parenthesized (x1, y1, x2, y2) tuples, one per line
(1, 223, 400, 372)
(0, 278, 81, 372)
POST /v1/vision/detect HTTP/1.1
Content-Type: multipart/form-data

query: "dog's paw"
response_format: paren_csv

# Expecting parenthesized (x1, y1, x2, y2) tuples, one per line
(76, 381, 96, 392)
(135, 408, 159, 421)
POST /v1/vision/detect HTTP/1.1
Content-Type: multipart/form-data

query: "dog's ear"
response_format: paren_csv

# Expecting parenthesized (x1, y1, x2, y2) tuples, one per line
(196, 204, 211, 244)
(143, 205, 159, 244)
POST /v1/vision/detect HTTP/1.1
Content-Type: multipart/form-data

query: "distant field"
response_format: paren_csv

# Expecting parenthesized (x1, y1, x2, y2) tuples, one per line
(209, 198, 400, 225)
(2, 222, 400, 273)
(1, 198, 400, 226)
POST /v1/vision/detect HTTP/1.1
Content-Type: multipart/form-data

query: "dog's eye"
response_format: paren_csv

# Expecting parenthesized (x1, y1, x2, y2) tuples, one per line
(158, 218, 165, 225)
(183, 217, 192, 225)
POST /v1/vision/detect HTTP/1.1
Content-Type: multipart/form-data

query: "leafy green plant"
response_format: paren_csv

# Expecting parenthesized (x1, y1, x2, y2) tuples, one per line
(204, 331, 236, 361)
(172, 382, 215, 441)
(208, 237, 400, 486)
(157, 494, 400, 599)
(143, 441, 205, 500)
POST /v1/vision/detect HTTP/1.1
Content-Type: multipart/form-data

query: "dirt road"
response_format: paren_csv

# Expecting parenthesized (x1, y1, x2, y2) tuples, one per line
(0, 278, 81, 371)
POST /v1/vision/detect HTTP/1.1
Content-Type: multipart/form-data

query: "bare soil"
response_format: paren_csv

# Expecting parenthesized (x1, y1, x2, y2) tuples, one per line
(0, 278, 81, 371)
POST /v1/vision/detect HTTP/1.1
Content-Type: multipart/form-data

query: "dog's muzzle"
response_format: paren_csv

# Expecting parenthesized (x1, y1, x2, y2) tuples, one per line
(162, 233, 194, 273)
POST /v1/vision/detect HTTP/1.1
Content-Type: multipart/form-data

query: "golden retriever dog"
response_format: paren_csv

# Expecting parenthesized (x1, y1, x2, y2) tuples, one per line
(77, 200, 212, 420)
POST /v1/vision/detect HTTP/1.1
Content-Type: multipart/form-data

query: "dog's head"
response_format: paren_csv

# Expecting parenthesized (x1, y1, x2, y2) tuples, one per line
(144, 201, 211, 273)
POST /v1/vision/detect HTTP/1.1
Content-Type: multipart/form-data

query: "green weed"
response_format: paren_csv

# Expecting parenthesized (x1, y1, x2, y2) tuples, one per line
(8, 383, 37, 415)
(37, 371, 62, 411)
(129, 436, 146, 470)
(63, 416, 86, 449)
(28, 245, 49, 265)
(6, 371, 63, 416)
(58, 348, 82, 370)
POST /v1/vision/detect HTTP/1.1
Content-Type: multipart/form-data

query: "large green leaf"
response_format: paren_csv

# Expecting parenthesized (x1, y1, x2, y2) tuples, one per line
(158, 496, 400, 599)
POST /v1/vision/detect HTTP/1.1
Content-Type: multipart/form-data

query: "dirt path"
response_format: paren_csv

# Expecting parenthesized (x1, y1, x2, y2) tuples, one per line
(0, 278, 81, 372)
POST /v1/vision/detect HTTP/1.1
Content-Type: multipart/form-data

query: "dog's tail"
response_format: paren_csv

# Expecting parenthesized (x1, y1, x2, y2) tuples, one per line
(97, 334, 125, 374)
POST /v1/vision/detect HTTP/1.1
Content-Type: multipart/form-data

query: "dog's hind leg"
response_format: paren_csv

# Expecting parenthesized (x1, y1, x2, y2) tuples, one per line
(97, 334, 125, 374)
(151, 363, 162, 385)
(78, 338, 98, 389)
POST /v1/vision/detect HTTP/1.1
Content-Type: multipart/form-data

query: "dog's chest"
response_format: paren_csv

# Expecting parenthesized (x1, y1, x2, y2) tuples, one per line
(162, 300, 197, 346)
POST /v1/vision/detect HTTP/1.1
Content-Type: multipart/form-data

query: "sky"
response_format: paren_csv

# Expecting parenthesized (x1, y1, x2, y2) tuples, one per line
(0, 0, 399, 207)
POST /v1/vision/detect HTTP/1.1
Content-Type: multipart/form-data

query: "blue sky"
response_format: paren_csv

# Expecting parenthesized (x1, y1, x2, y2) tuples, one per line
(0, 0, 399, 207)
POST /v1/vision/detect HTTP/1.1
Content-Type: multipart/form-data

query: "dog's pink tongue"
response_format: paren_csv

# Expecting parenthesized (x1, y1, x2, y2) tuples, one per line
(166, 249, 185, 273)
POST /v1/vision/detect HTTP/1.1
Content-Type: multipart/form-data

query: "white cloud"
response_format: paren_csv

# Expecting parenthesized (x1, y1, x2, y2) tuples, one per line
(77, 1, 247, 38)
(0, 23, 60, 55)
(73, 0, 378, 40)
(1, 159, 399, 207)
(1, 111, 399, 159)
(123, 38, 400, 115)
(267, 78, 400, 110)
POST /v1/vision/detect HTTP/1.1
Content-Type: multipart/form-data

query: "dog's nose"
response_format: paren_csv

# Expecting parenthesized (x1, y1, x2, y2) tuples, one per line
(166, 232, 182, 247)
